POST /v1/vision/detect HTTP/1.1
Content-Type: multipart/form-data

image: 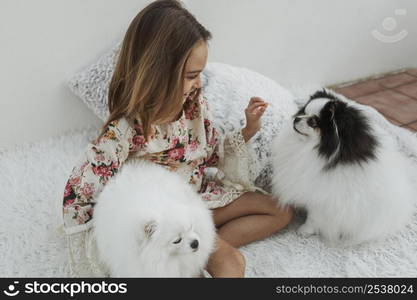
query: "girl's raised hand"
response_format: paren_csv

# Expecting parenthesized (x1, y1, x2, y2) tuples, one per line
(242, 97, 268, 142)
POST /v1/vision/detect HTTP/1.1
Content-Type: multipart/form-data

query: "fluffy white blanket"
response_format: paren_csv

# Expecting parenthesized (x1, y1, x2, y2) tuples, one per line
(1, 74, 417, 276)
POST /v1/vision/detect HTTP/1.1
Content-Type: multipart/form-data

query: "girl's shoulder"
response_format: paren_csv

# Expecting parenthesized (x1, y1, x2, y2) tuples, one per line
(92, 116, 147, 153)
(95, 117, 136, 142)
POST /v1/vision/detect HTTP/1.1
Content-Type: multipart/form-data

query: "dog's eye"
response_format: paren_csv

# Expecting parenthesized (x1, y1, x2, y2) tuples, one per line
(307, 117, 319, 128)
(173, 237, 182, 244)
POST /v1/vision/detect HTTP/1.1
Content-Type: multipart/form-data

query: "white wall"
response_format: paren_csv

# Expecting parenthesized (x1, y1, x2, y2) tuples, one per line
(187, 0, 417, 86)
(1, 0, 416, 149)
(0, 0, 153, 149)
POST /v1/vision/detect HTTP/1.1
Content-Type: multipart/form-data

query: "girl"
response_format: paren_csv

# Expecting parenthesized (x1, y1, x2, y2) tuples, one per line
(62, 0, 293, 278)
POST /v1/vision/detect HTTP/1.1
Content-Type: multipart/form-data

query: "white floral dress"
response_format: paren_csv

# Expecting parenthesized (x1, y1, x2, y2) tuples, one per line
(61, 92, 268, 277)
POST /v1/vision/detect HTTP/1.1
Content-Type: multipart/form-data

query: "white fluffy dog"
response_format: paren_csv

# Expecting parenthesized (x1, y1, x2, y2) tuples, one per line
(92, 159, 216, 277)
(271, 90, 416, 245)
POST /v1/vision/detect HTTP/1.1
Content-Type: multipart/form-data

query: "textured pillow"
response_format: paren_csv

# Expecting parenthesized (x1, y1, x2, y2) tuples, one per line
(68, 42, 122, 121)
(67, 44, 298, 191)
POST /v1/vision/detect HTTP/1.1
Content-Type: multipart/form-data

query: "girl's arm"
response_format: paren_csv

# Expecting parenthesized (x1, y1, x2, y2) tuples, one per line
(201, 94, 263, 167)
(62, 117, 143, 235)
(200, 95, 269, 206)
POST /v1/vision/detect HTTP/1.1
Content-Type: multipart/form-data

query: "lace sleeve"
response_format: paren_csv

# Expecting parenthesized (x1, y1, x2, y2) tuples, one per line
(201, 95, 267, 194)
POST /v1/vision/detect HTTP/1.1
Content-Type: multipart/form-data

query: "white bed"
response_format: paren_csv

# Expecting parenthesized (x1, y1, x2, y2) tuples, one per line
(1, 61, 417, 277)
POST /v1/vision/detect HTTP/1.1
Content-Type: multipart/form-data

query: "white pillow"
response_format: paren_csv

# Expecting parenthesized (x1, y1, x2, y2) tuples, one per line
(67, 44, 298, 191)
(68, 42, 121, 121)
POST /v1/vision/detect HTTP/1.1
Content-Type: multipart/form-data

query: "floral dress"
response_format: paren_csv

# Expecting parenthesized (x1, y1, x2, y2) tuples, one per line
(61, 92, 268, 277)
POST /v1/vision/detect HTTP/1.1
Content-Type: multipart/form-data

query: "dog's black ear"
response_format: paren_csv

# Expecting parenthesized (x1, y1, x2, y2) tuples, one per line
(328, 101, 337, 117)
(144, 220, 158, 238)
(310, 89, 337, 101)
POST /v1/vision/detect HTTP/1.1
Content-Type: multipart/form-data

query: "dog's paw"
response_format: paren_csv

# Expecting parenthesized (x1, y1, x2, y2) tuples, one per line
(296, 223, 316, 237)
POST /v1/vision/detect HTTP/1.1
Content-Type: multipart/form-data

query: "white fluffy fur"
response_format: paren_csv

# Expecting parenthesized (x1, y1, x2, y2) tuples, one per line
(271, 104, 416, 245)
(92, 159, 216, 277)
(2, 80, 417, 277)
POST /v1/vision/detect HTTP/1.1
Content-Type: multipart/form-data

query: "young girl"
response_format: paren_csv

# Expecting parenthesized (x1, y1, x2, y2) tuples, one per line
(62, 0, 293, 278)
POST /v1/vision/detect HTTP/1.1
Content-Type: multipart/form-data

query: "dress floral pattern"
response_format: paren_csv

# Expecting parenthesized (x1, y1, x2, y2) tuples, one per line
(62, 92, 266, 235)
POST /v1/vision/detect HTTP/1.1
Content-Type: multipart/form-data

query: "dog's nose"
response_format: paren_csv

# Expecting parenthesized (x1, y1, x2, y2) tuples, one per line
(294, 116, 302, 123)
(190, 239, 199, 249)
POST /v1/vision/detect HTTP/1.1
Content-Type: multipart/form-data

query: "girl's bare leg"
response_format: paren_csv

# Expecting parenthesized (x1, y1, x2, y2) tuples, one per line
(213, 191, 294, 247)
(206, 236, 245, 278)
(206, 191, 294, 277)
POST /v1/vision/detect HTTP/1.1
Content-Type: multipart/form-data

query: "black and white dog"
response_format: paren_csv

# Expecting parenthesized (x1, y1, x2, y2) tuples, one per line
(271, 90, 415, 244)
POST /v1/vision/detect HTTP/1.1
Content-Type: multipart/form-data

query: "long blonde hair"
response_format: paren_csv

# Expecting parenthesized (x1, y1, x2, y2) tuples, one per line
(100, 0, 211, 144)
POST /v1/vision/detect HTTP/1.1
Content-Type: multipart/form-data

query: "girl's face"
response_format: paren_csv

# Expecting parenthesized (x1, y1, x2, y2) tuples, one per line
(183, 40, 208, 102)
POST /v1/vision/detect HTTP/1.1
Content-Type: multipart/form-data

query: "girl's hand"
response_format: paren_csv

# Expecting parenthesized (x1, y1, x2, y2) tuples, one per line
(242, 97, 268, 142)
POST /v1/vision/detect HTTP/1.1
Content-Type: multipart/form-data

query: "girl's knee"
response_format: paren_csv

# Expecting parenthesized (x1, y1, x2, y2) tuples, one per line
(224, 247, 245, 275)
(210, 239, 245, 277)
(272, 203, 295, 229)
(231, 247, 245, 268)
(263, 194, 294, 219)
